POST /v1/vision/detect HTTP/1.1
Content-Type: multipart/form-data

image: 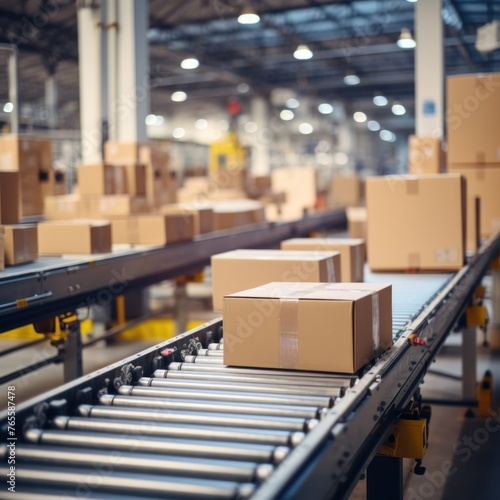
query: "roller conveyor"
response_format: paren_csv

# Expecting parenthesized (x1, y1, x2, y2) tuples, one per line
(1, 234, 498, 499)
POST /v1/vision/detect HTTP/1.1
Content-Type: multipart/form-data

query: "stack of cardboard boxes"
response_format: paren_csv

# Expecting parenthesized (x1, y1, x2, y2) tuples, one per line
(0, 170, 38, 269)
(0, 135, 56, 217)
(446, 72, 500, 251)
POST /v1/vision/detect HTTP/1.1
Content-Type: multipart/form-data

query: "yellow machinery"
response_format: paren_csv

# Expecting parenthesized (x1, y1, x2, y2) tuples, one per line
(208, 132, 246, 175)
(377, 397, 431, 475)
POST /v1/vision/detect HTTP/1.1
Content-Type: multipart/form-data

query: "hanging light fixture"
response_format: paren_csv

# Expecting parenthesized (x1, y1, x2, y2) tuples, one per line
(180, 58, 199, 69)
(238, 6, 260, 24)
(397, 28, 416, 49)
(343, 72, 360, 85)
(293, 44, 313, 60)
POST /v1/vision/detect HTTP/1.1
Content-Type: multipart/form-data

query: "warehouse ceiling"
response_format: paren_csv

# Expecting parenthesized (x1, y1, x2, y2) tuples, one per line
(0, 0, 499, 131)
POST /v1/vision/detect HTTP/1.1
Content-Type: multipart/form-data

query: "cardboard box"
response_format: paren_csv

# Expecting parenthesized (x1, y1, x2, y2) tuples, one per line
(77, 163, 126, 196)
(104, 141, 169, 206)
(329, 175, 362, 207)
(211, 249, 341, 311)
(38, 220, 112, 255)
(0, 172, 20, 224)
(366, 174, 466, 271)
(161, 203, 214, 235)
(122, 163, 147, 196)
(447, 73, 500, 166)
(408, 136, 445, 174)
(0, 135, 39, 172)
(210, 168, 247, 191)
(4, 225, 38, 265)
(281, 238, 365, 282)
(0, 226, 4, 271)
(44, 194, 82, 220)
(111, 213, 194, 245)
(447, 167, 500, 251)
(80, 195, 149, 218)
(272, 167, 317, 211)
(223, 282, 392, 373)
(212, 200, 265, 231)
(53, 170, 67, 196)
(346, 207, 367, 240)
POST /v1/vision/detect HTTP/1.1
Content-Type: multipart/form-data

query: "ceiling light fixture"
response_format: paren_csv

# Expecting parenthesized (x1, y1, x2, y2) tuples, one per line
(293, 44, 313, 60)
(171, 91, 187, 102)
(3, 102, 13, 113)
(238, 7, 260, 24)
(391, 103, 406, 116)
(353, 111, 367, 123)
(237, 83, 250, 93)
(180, 58, 199, 69)
(172, 127, 185, 139)
(373, 94, 388, 106)
(299, 122, 314, 134)
(318, 103, 334, 114)
(397, 28, 416, 49)
(195, 119, 208, 130)
(380, 129, 396, 142)
(280, 109, 294, 121)
(367, 120, 381, 131)
(343, 73, 360, 85)
(286, 98, 300, 109)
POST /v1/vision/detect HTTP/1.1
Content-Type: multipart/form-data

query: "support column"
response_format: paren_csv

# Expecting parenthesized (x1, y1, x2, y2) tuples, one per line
(250, 96, 271, 176)
(7, 47, 19, 134)
(77, 2, 103, 163)
(106, 0, 118, 141)
(115, 0, 149, 142)
(415, 0, 444, 138)
(45, 70, 58, 129)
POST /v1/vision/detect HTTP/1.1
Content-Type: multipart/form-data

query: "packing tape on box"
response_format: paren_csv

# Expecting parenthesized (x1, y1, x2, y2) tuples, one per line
(326, 256, 335, 282)
(354, 246, 362, 281)
(279, 298, 299, 369)
(406, 178, 419, 195)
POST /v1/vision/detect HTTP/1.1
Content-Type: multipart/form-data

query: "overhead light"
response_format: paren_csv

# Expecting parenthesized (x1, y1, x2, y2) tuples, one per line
(195, 118, 208, 129)
(397, 28, 416, 49)
(145, 114, 156, 126)
(171, 91, 187, 102)
(238, 7, 260, 25)
(334, 152, 349, 165)
(172, 127, 185, 139)
(299, 123, 314, 134)
(3, 102, 13, 113)
(318, 103, 333, 115)
(367, 120, 381, 131)
(353, 111, 367, 123)
(373, 94, 388, 106)
(293, 44, 313, 60)
(280, 109, 294, 121)
(406, 0, 417, 3)
(244, 121, 258, 133)
(343, 73, 360, 86)
(155, 115, 164, 126)
(380, 129, 396, 142)
(391, 103, 406, 116)
(237, 83, 250, 93)
(286, 98, 300, 109)
(180, 58, 199, 69)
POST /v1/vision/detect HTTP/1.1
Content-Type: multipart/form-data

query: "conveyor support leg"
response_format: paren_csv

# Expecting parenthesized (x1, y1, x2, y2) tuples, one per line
(174, 282, 188, 336)
(367, 456, 403, 500)
(462, 323, 477, 403)
(63, 316, 83, 382)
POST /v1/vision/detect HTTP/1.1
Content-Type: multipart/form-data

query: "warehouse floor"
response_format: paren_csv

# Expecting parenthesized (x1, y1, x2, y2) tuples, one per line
(1, 280, 500, 499)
